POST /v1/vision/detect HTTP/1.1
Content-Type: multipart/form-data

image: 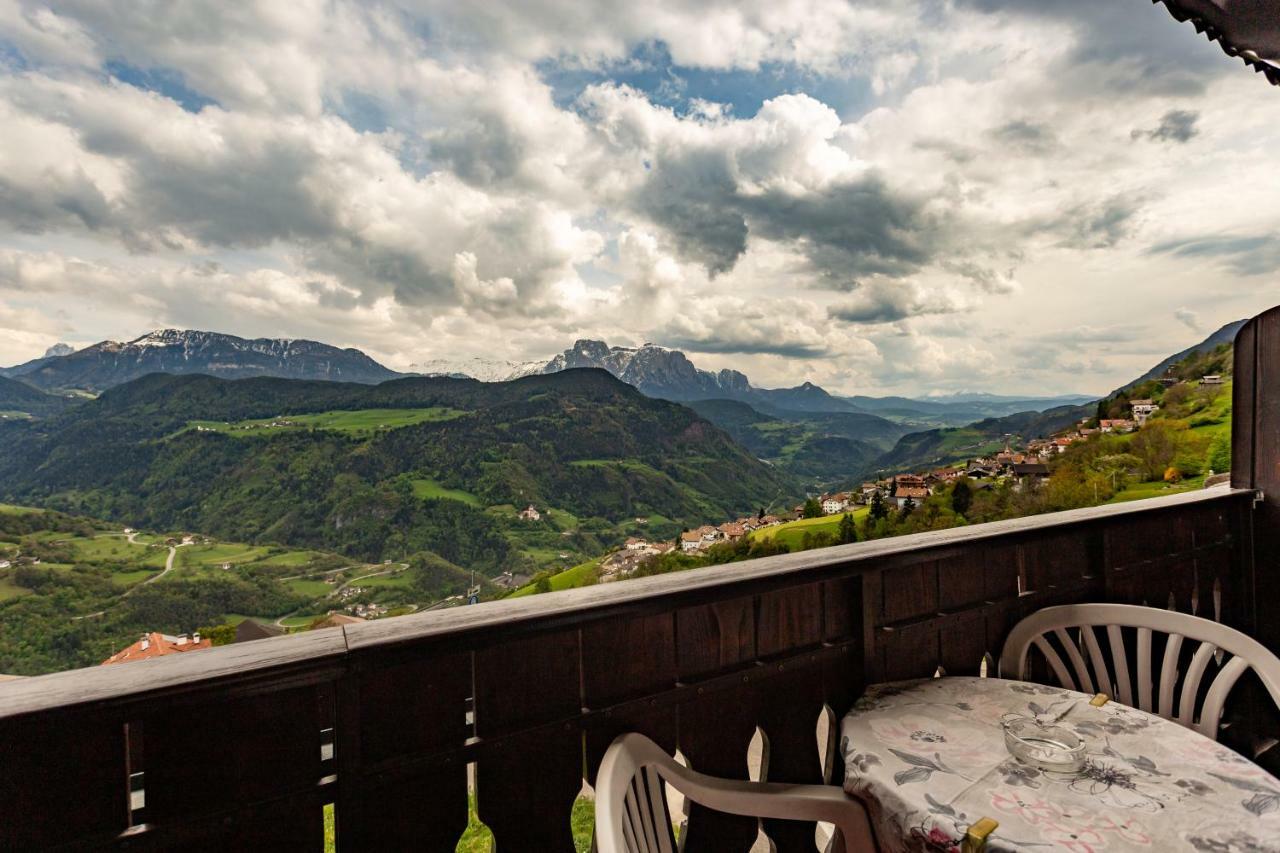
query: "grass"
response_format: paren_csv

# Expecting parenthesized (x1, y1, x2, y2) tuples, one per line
(511, 558, 602, 597)
(1106, 476, 1206, 504)
(410, 478, 481, 506)
(453, 793, 594, 853)
(750, 507, 869, 550)
(0, 577, 32, 601)
(286, 578, 334, 597)
(177, 543, 271, 568)
(110, 568, 158, 587)
(356, 571, 413, 589)
(279, 614, 322, 628)
(185, 407, 466, 438)
(255, 549, 326, 567)
(65, 535, 166, 566)
(0, 504, 41, 515)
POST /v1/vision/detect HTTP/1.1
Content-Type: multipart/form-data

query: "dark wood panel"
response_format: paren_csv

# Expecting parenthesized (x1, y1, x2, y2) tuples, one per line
(339, 652, 470, 850)
(474, 630, 580, 736)
(938, 609, 988, 676)
(0, 712, 127, 849)
(757, 582, 823, 659)
(1232, 316, 1257, 490)
(1024, 531, 1091, 589)
(582, 613, 679, 785)
(478, 732, 583, 852)
(144, 685, 320, 821)
(679, 687, 760, 852)
(938, 549, 987, 607)
(582, 613, 676, 707)
(823, 577, 860, 642)
(879, 622, 940, 681)
(676, 596, 755, 679)
(1252, 307, 1280, 653)
(880, 560, 938, 623)
(758, 668, 826, 851)
(342, 765, 468, 852)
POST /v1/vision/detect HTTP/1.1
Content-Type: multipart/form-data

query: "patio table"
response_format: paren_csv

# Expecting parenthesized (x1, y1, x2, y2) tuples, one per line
(840, 676, 1280, 852)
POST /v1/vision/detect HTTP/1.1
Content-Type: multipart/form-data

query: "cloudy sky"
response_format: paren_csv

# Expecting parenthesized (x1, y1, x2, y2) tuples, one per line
(1, 1, 1277, 396)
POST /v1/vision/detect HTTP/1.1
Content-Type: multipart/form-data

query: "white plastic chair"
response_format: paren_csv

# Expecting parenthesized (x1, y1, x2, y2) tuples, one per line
(1000, 603, 1280, 740)
(596, 732, 876, 853)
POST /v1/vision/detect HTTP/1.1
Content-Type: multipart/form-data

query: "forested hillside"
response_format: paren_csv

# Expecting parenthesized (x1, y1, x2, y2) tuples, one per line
(0, 370, 795, 574)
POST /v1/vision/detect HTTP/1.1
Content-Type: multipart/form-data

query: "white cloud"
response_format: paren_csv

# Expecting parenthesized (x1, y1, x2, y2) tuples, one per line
(0, 0, 1278, 396)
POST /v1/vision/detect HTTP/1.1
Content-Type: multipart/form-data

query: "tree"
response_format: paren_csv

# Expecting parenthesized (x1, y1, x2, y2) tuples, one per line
(1206, 431, 1231, 475)
(898, 497, 916, 520)
(802, 498, 823, 519)
(950, 478, 972, 517)
(868, 490, 888, 522)
(197, 623, 236, 646)
(837, 513, 857, 544)
(1130, 420, 1186, 481)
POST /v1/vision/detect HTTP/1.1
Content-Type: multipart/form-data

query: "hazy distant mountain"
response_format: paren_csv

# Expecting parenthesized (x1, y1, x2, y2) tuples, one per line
(43, 343, 74, 358)
(410, 356, 545, 382)
(2, 330, 402, 392)
(846, 393, 1099, 428)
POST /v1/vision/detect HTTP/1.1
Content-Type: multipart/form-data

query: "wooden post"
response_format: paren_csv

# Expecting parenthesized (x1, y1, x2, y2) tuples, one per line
(1232, 306, 1280, 652)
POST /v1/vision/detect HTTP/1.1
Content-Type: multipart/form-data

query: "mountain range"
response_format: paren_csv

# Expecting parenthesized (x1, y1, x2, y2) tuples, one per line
(0, 329, 401, 392)
(0, 369, 792, 567)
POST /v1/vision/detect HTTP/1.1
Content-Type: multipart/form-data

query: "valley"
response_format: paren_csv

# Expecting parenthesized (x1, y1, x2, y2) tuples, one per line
(0, 322, 1244, 676)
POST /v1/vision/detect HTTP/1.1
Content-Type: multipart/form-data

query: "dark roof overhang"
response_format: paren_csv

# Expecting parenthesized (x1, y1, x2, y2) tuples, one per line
(1155, 0, 1280, 86)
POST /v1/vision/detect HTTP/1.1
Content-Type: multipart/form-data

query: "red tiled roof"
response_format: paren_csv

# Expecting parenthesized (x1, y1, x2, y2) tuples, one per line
(102, 632, 212, 666)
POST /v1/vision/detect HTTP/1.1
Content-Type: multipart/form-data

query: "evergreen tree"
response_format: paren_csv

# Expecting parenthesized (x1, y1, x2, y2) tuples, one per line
(898, 497, 916, 520)
(950, 478, 973, 517)
(868, 490, 888, 521)
(837, 512, 857, 544)
(802, 498, 823, 519)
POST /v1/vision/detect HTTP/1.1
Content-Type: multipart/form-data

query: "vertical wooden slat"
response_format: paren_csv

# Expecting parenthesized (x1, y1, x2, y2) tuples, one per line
(677, 597, 760, 852)
(0, 711, 128, 849)
(583, 614, 678, 786)
(1248, 308, 1280, 654)
(339, 652, 470, 851)
(1231, 316, 1257, 493)
(757, 585, 825, 851)
(144, 685, 322, 842)
(475, 631, 583, 851)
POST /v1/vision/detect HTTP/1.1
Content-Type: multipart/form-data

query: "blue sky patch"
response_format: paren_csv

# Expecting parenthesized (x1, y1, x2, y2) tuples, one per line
(104, 60, 217, 112)
(539, 41, 876, 121)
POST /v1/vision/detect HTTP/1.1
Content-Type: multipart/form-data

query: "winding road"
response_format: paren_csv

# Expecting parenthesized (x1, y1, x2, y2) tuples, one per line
(72, 532, 182, 620)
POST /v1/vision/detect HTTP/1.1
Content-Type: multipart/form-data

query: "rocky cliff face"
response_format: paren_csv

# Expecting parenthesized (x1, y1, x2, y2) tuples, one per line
(543, 340, 755, 401)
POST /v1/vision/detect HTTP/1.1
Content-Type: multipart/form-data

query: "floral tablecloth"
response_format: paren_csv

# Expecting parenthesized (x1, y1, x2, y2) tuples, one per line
(840, 677, 1280, 852)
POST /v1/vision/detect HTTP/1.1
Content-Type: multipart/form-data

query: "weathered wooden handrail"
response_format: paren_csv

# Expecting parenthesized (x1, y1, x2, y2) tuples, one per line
(0, 487, 1261, 851)
(0, 486, 1254, 722)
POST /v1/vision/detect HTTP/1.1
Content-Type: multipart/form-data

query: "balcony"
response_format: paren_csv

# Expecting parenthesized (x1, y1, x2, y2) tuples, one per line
(2, 305, 1279, 851)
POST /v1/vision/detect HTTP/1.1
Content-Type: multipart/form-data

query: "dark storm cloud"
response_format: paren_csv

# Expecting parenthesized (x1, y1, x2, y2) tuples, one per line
(1048, 196, 1141, 249)
(1150, 233, 1280, 276)
(1131, 109, 1199, 143)
(634, 156, 939, 282)
(991, 119, 1057, 154)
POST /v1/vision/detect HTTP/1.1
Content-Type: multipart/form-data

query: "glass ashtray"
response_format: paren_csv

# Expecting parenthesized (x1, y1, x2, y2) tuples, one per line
(1002, 715, 1085, 773)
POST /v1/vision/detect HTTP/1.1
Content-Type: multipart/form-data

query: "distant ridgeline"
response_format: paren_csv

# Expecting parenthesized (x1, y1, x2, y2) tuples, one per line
(0, 370, 794, 573)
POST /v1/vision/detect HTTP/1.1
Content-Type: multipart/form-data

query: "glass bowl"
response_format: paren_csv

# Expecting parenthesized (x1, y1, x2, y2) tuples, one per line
(1002, 715, 1085, 773)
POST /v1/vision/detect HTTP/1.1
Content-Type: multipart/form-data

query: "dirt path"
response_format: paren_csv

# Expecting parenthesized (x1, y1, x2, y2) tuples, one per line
(72, 534, 182, 620)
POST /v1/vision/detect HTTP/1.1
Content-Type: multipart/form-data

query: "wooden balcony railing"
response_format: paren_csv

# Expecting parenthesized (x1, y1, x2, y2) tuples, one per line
(2, 305, 1278, 851)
